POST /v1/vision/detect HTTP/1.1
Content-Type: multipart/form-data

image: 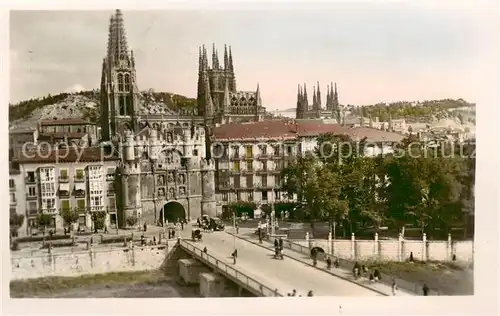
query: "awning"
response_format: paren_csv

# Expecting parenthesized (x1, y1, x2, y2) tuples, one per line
(75, 182, 86, 191)
(59, 183, 70, 191)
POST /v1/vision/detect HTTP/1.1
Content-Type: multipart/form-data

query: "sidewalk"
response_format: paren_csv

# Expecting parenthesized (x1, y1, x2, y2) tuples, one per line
(228, 227, 414, 296)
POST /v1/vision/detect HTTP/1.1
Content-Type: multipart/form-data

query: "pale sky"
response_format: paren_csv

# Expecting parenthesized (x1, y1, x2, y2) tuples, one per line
(9, 3, 499, 110)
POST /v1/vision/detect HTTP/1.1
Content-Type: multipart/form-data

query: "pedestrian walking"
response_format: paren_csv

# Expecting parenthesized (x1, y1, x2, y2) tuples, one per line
(391, 279, 397, 296)
(422, 283, 429, 296)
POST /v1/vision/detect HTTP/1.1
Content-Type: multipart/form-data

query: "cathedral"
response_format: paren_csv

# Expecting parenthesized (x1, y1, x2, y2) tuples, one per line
(99, 9, 247, 226)
(295, 82, 342, 121)
(197, 44, 266, 124)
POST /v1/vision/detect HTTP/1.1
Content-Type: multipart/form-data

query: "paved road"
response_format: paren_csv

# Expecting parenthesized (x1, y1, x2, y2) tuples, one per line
(195, 231, 383, 297)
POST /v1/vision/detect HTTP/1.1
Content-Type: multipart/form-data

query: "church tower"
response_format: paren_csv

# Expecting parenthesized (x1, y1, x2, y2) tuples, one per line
(100, 9, 140, 142)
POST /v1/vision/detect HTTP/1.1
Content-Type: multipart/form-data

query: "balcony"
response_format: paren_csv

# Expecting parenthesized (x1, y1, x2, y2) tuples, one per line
(26, 194, 38, 200)
(59, 176, 69, 183)
(90, 206, 105, 212)
(243, 169, 254, 175)
(257, 153, 269, 160)
(58, 190, 70, 198)
(10, 199, 17, 205)
(25, 177, 36, 184)
(230, 154, 241, 160)
(42, 208, 57, 214)
(28, 209, 38, 216)
(9, 185, 16, 192)
(231, 169, 241, 175)
(74, 189, 86, 198)
(74, 175, 85, 182)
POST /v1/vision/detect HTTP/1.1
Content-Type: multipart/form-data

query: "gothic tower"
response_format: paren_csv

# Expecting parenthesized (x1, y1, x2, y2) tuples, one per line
(100, 9, 140, 142)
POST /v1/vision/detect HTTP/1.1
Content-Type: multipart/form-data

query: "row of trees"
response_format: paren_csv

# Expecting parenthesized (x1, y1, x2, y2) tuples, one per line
(281, 133, 475, 239)
(352, 99, 474, 122)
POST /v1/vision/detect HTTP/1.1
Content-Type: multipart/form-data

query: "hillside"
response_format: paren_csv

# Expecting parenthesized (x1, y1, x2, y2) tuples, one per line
(9, 90, 197, 130)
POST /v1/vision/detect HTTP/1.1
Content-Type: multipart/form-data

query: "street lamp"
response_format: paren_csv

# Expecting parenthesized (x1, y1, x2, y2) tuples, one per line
(230, 188, 236, 251)
(271, 188, 276, 236)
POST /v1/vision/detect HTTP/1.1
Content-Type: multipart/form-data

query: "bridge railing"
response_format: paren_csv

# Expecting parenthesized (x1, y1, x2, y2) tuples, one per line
(267, 235, 440, 296)
(179, 240, 283, 297)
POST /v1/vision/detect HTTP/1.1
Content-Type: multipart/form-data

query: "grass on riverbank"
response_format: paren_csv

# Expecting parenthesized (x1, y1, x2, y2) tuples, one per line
(10, 270, 171, 297)
(364, 260, 473, 295)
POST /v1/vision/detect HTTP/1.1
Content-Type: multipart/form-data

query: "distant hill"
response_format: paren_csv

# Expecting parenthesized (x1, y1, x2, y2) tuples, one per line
(8, 90, 197, 130)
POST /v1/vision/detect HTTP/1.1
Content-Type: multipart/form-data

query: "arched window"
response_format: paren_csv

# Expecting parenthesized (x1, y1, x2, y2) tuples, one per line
(126, 96, 133, 116)
(117, 73, 124, 91)
(119, 96, 126, 116)
(124, 74, 131, 91)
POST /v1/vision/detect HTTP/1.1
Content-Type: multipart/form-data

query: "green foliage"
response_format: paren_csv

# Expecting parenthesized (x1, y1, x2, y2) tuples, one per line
(353, 99, 475, 121)
(37, 213, 53, 228)
(60, 207, 79, 225)
(10, 213, 24, 229)
(91, 211, 107, 230)
(126, 215, 138, 227)
(227, 201, 257, 217)
(282, 133, 475, 238)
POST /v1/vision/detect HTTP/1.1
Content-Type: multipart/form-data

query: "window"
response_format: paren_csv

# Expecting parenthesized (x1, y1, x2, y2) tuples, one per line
(233, 175, 240, 188)
(108, 197, 116, 210)
(262, 176, 268, 187)
(222, 192, 228, 201)
(77, 199, 86, 210)
(28, 186, 36, 196)
(262, 191, 268, 201)
(26, 171, 35, 182)
(192, 149, 198, 156)
(60, 199, 70, 211)
(236, 192, 241, 200)
(232, 146, 240, 157)
(75, 169, 84, 179)
(9, 179, 15, 188)
(261, 162, 267, 172)
(10, 193, 16, 203)
(89, 166, 103, 179)
(91, 196, 102, 207)
(28, 201, 37, 214)
(119, 96, 126, 115)
(274, 175, 281, 186)
(124, 73, 130, 91)
(233, 161, 240, 171)
(246, 176, 253, 188)
(287, 145, 293, 155)
(245, 145, 253, 158)
(259, 145, 267, 155)
(246, 160, 253, 171)
(39, 168, 55, 182)
(42, 198, 55, 209)
(273, 145, 281, 156)
(248, 192, 254, 202)
(59, 169, 68, 180)
(118, 73, 124, 91)
(275, 190, 280, 200)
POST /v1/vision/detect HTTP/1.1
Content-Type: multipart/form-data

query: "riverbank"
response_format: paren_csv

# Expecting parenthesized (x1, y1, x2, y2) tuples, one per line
(10, 270, 200, 298)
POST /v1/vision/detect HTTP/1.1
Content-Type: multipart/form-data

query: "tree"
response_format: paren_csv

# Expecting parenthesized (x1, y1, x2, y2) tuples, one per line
(10, 211, 24, 237)
(126, 215, 138, 227)
(61, 207, 79, 227)
(37, 213, 52, 231)
(91, 211, 107, 231)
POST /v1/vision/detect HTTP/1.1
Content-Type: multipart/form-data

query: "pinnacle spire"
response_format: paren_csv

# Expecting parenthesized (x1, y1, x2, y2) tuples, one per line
(223, 78, 230, 111)
(228, 46, 234, 71)
(107, 9, 130, 64)
(224, 44, 229, 69)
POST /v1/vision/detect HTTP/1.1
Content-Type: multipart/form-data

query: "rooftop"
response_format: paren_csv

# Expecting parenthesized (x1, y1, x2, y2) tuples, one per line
(39, 118, 92, 126)
(13, 147, 120, 164)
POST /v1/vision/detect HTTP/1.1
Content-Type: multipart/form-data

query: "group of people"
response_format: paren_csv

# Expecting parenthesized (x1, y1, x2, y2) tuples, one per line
(274, 238, 284, 259)
(286, 289, 314, 297)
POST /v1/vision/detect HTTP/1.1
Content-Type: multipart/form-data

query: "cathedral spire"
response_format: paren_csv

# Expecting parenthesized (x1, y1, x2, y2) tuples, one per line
(255, 83, 262, 107)
(222, 77, 230, 112)
(204, 76, 214, 118)
(198, 46, 204, 72)
(312, 86, 317, 106)
(228, 46, 234, 71)
(224, 44, 229, 70)
(107, 9, 130, 65)
(316, 81, 321, 108)
(303, 83, 308, 107)
(212, 43, 218, 69)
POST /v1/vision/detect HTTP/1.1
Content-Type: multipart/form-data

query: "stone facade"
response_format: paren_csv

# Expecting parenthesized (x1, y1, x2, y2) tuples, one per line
(99, 10, 217, 227)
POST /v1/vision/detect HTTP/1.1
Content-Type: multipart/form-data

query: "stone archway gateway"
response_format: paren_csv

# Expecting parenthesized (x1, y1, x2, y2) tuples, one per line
(159, 201, 186, 224)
